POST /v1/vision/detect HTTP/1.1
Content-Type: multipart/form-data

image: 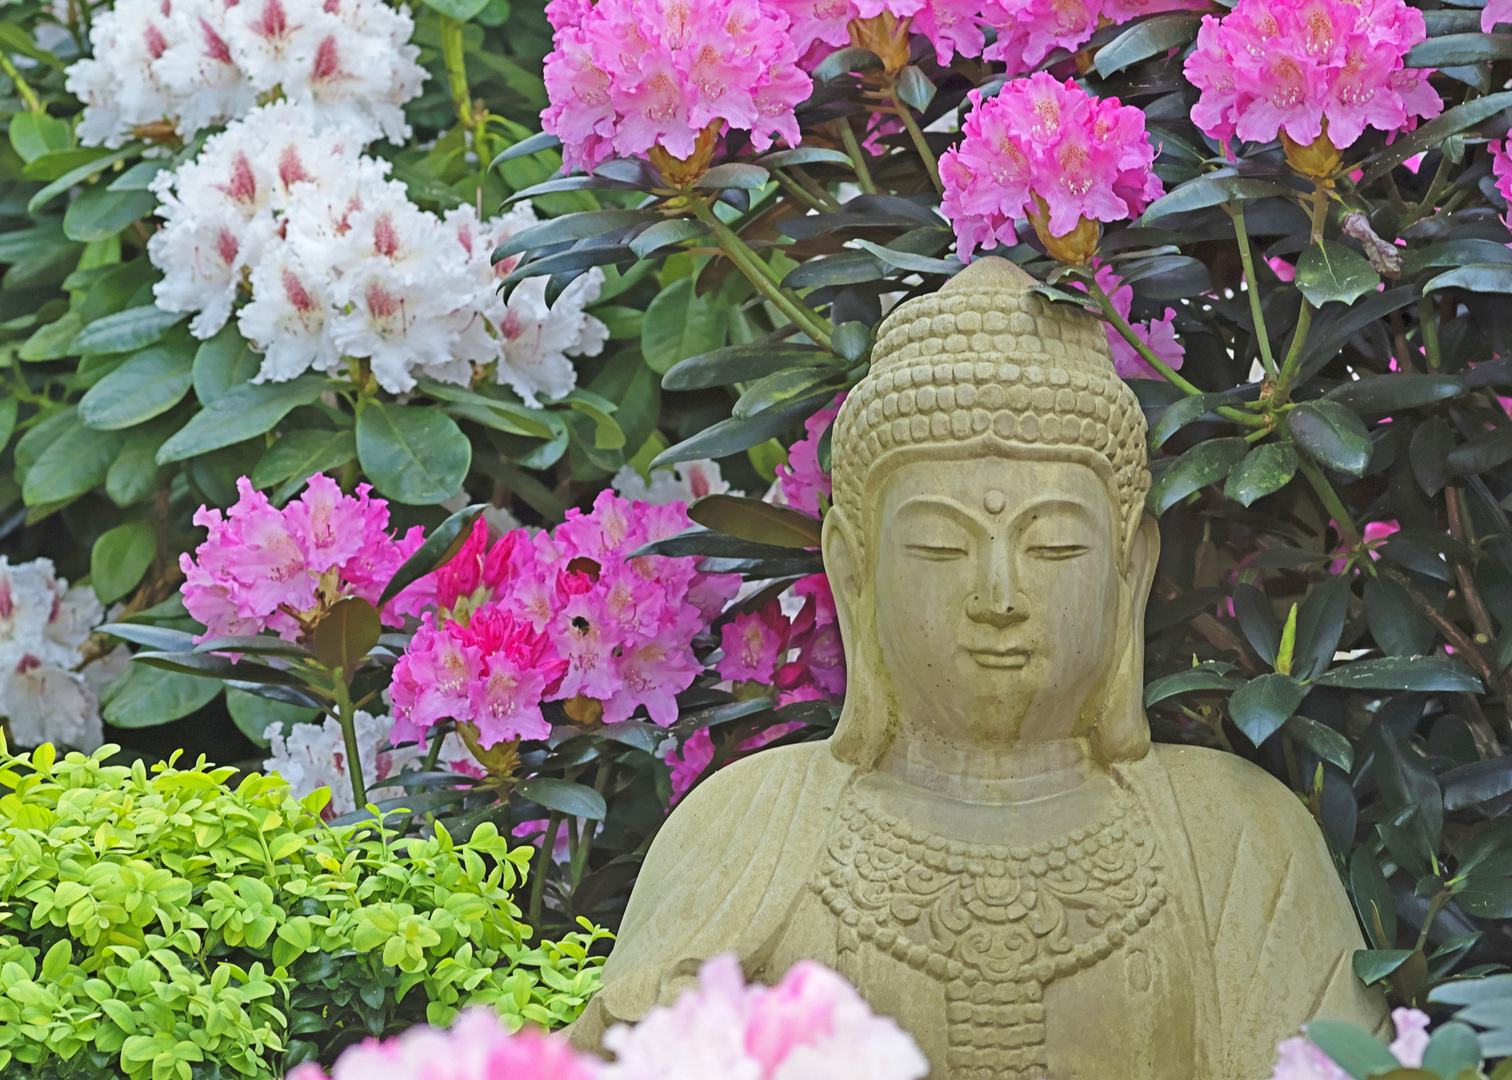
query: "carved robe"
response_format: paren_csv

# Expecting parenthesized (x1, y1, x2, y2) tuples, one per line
(570, 741, 1385, 1080)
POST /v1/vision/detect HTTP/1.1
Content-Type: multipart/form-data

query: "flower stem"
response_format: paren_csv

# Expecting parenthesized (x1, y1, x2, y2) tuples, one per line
(332, 667, 368, 812)
(439, 16, 472, 126)
(1228, 204, 1277, 381)
(837, 118, 876, 195)
(789, 165, 842, 212)
(1272, 301, 1314, 405)
(888, 86, 943, 196)
(1418, 295, 1442, 373)
(1297, 457, 1361, 549)
(773, 168, 828, 213)
(689, 196, 833, 349)
(0, 55, 41, 114)
(528, 811, 563, 929)
(1307, 182, 1331, 245)
(1087, 278, 1264, 432)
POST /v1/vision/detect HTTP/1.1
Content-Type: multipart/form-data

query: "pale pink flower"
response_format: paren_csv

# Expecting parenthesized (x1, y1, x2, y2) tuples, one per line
(1185, 0, 1440, 151)
(717, 600, 791, 684)
(541, 0, 811, 172)
(308, 1010, 600, 1080)
(1387, 1008, 1430, 1068)
(939, 76, 1162, 260)
(1269, 1037, 1349, 1080)
(1487, 0, 1512, 30)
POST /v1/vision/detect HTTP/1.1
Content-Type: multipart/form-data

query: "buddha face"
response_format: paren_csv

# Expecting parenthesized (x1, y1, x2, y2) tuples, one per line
(871, 457, 1122, 753)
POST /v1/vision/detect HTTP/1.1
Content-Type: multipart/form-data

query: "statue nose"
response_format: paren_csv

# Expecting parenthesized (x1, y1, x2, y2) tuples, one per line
(966, 544, 1023, 628)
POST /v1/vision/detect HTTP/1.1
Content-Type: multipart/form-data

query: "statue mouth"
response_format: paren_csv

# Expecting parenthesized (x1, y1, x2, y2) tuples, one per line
(966, 647, 1030, 669)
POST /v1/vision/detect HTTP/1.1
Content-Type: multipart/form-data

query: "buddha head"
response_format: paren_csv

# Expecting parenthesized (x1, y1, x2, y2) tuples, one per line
(822, 257, 1160, 772)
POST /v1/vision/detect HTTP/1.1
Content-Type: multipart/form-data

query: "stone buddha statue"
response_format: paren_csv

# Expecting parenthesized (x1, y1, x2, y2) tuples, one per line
(569, 257, 1384, 1078)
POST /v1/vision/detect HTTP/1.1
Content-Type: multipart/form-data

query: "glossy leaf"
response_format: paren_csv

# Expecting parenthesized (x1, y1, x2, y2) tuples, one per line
(1230, 672, 1307, 746)
(688, 494, 821, 548)
(311, 597, 382, 673)
(356, 401, 471, 505)
(1296, 241, 1380, 306)
(1093, 12, 1202, 75)
(78, 340, 195, 430)
(493, 208, 660, 260)
(157, 375, 328, 463)
(1360, 90, 1512, 184)
(630, 219, 709, 258)
(1304, 1022, 1400, 1080)
(1288, 401, 1372, 476)
(378, 503, 486, 608)
(693, 163, 770, 190)
(1146, 437, 1248, 514)
(663, 343, 835, 390)
(91, 520, 156, 605)
(1140, 175, 1294, 223)
(642, 277, 729, 375)
(1223, 443, 1298, 507)
(1424, 263, 1512, 295)
(101, 664, 222, 728)
(71, 306, 184, 356)
(514, 777, 608, 820)
(1325, 374, 1462, 414)
(1313, 656, 1481, 692)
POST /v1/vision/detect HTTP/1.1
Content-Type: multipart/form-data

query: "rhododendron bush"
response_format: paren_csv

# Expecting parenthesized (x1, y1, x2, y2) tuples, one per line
(11, 0, 1512, 1061)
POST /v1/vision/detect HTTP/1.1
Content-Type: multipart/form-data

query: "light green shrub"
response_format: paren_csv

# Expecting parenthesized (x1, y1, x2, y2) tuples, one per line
(0, 741, 606, 1080)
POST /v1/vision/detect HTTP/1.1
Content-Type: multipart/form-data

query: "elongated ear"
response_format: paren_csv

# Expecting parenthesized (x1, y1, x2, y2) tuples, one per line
(1094, 512, 1161, 764)
(1127, 512, 1160, 618)
(821, 507, 861, 647)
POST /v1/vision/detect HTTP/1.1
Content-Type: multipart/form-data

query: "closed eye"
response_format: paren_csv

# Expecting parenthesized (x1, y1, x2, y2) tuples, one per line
(1027, 544, 1088, 561)
(905, 544, 968, 560)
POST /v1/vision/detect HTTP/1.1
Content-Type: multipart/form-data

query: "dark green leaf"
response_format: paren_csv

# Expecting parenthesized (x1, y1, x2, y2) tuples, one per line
(1458, 879, 1512, 919)
(1352, 950, 1415, 985)
(851, 239, 962, 276)
(693, 164, 770, 190)
(813, 46, 883, 81)
(1285, 714, 1354, 772)
(1224, 443, 1298, 506)
(78, 340, 195, 430)
(1375, 727, 1444, 852)
(1422, 1022, 1484, 1079)
(1407, 32, 1512, 66)
(27, 144, 140, 212)
(1361, 91, 1512, 184)
(1423, 263, 1512, 295)
(192, 322, 260, 404)
(492, 209, 660, 260)
(419, 0, 490, 22)
(489, 132, 561, 170)
(1293, 574, 1351, 682)
(1288, 400, 1371, 476)
(192, 636, 315, 660)
(1143, 666, 1241, 707)
(1146, 437, 1248, 514)
(90, 521, 156, 605)
(1230, 672, 1307, 746)
(378, 503, 486, 609)
(754, 147, 853, 168)
(831, 321, 871, 363)
(1350, 846, 1398, 949)
(895, 66, 936, 111)
(101, 664, 222, 728)
(1233, 584, 1281, 664)
(1296, 241, 1380, 307)
(71, 306, 184, 356)
(687, 494, 821, 548)
(157, 375, 327, 463)
(662, 343, 834, 390)
(1401, 239, 1512, 277)
(630, 219, 709, 258)
(97, 622, 197, 651)
(133, 649, 308, 686)
(1093, 13, 1203, 76)
(63, 184, 157, 243)
(514, 777, 608, 820)
(1325, 374, 1462, 414)
(22, 414, 122, 504)
(1364, 576, 1434, 658)
(356, 401, 471, 505)
(1140, 175, 1295, 223)
(782, 250, 885, 289)
(641, 277, 729, 375)
(252, 429, 359, 502)
(311, 597, 381, 673)
(1441, 758, 1512, 811)
(733, 367, 838, 419)
(1314, 656, 1482, 692)
(226, 687, 318, 748)
(652, 389, 834, 466)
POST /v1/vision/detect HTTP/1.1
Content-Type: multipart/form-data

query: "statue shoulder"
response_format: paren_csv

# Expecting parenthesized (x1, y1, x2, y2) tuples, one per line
(1152, 742, 1318, 834)
(583, 741, 853, 1035)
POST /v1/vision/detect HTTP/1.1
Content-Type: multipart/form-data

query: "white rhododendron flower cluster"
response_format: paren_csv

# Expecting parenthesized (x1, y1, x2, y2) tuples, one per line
(148, 102, 609, 401)
(264, 708, 482, 817)
(0, 557, 122, 753)
(64, 0, 426, 147)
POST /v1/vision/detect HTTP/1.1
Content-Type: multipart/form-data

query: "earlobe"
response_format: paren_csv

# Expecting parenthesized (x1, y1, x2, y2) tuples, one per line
(1126, 512, 1160, 604)
(821, 510, 859, 605)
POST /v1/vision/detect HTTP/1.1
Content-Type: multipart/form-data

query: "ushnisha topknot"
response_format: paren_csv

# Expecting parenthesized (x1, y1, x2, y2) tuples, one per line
(830, 256, 1152, 562)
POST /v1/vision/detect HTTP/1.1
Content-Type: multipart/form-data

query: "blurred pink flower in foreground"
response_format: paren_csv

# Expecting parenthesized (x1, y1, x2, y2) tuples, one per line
(291, 954, 928, 1080)
(1184, 0, 1439, 154)
(940, 74, 1161, 264)
(1266, 1009, 1429, 1080)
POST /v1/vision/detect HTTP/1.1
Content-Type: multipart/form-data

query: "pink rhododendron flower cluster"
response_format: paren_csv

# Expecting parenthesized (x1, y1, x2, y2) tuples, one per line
(982, 0, 1206, 74)
(1492, 142, 1512, 231)
(64, 0, 425, 148)
(1184, 0, 1439, 152)
(1076, 263, 1186, 381)
(1487, 0, 1512, 29)
(775, 396, 843, 517)
(541, 0, 813, 174)
(940, 75, 1162, 261)
(390, 492, 741, 749)
(773, 0, 983, 68)
(292, 955, 927, 1080)
(716, 579, 845, 701)
(1266, 1009, 1429, 1080)
(179, 473, 426, 644)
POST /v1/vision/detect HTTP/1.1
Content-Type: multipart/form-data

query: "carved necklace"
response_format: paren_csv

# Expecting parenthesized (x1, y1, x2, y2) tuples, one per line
(811, 783, 1168, 1080)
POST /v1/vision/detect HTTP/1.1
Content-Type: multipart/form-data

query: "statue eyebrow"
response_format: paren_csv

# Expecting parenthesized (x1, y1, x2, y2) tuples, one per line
(1011, 496, 1099, 527)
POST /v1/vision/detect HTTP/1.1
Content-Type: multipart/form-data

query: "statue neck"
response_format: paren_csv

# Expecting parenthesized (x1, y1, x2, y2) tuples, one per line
(877, 731, 1096, 804)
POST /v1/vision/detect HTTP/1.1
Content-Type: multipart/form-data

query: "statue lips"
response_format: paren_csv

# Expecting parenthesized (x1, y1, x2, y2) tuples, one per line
(965, 645, 1030, 669)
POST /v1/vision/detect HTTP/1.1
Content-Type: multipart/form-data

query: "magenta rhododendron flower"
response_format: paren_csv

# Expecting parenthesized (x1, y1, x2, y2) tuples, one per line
(179, 474, 425, 644)
(1076, 263, 1186, 380)
(982, 0, 1205, 74)
(390, 491, 740, 748)
(717, 599, 791, 683)
(1184, 0, 1439, 152)
(939, 75, 1162, 261)
(541, 0, 812, 173)
(776, 395, 844, 516)
(1486, 0, 1512, 30)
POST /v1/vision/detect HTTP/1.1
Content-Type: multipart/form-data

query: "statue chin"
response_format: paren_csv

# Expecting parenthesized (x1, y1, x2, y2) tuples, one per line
(569, 257, 1387, 1080)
